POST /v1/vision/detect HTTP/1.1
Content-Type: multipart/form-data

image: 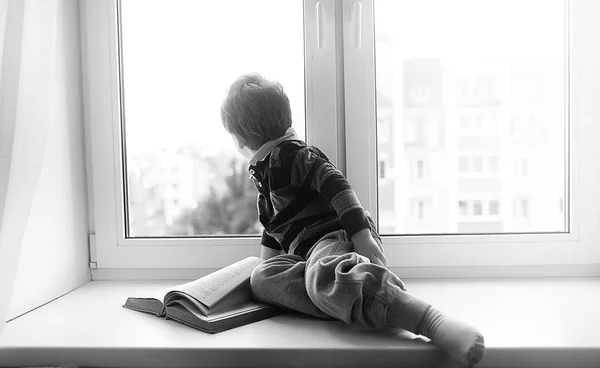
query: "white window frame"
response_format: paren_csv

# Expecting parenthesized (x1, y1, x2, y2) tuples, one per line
(345, 0, 600, 270)
(81, 0, 600, 277)
(80, 0, 345, 270)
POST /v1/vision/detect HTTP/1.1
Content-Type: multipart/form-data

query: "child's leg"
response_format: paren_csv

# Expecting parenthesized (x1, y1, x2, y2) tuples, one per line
(305, 230, 484, 367)
(394, 305, 486, 368)
(304, 230, 421, 328)
(250, 253, 334, 320)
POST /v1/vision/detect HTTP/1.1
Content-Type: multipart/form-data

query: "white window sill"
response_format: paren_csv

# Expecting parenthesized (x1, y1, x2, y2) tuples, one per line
(1, 278, 599, 368)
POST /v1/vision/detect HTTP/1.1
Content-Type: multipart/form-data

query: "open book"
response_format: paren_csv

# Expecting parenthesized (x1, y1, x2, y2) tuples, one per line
(123, 256, 281, 333)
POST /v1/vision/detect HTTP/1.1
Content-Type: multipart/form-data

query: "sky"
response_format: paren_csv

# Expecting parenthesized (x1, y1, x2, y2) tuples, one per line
(121, 0, 565, 155)
(375, 0, 565, 58)
(121, 0, 306, 154)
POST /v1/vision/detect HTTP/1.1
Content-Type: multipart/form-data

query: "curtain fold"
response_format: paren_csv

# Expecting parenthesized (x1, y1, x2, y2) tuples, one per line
(0, 0, 58, 337)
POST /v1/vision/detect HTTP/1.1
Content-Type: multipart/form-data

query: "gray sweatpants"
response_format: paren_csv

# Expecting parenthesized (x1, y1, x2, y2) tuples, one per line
(250, 229, 429, 329)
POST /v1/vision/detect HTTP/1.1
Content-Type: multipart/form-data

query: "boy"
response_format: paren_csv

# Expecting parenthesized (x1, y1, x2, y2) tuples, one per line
(221, 73, 485, 367)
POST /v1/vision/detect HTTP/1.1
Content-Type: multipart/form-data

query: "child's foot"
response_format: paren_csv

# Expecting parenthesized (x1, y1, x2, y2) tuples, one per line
(418, 307, 485, 367)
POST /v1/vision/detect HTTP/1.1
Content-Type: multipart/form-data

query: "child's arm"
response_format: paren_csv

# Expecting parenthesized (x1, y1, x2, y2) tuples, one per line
(260, 230, 283, 260)
(260, 245, 283, 260)
(351, 228, 388, 266)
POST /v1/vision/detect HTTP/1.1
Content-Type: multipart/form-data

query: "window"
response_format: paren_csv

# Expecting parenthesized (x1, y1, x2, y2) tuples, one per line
(459, 155, 501, 175)
(343, 0, 600, 271)
(379, 160, 386, 179)
(458, 200, 468, 216)
(82, 0, 600, 275)
(489, 200, 500, 216)
(458, 156, 469, 173)
(521, 158, 529, 177)
(488, 157, 500, 173)
(82, 0, 339, 269)
(411, 198, 428, 222)
(510, 116, 517, 135)
(457, 199, 501, 218)
(472, 156, 483, 173)
(118, 0, 305, 238)
(404, 118, 418, 143)
(460, 114, 471, 130)
(522, 199, 529, 218)
(474, 114, 483, 129)
(473, 201, 483, 216)
(513, 198, 530, 218)
(370, 0, 568, 236)
(416, 159, 424, 179)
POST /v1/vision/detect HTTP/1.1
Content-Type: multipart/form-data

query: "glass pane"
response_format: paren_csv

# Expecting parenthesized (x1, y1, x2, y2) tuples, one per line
(120, 0, 305, 237)
(375, 0, 567, 235)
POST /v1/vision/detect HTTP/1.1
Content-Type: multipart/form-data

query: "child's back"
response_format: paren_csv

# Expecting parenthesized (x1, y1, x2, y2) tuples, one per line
(248, 137, 377, 260)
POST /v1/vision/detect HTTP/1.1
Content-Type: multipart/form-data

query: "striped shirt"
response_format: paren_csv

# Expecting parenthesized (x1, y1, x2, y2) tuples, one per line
(248, 134, 372, 259)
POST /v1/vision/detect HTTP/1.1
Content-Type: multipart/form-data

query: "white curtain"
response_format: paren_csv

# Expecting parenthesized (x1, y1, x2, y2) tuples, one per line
(0, 0, 58, 337)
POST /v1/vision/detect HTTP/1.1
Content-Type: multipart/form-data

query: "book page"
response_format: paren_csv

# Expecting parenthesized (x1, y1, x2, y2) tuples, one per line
(171, 298, 272, 322)
(166, 256, 263, 308)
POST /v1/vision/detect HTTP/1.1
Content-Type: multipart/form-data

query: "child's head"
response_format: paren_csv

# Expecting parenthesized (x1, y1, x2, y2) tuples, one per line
(221, 73, 292, 151)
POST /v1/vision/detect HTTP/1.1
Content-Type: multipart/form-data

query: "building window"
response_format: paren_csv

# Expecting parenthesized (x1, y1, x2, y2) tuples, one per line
(488, 156, 500, 173)
(474, 114, 483, 129)
(473, 200, 483, 216)
(473, 156, 483, 173)
(458, 200, 468, 216)
(489, 200, 500, 215)
(404, 118, 418, 143)
(417, 159, 424, 179)
(513, 198, 530, 218)
(458, 156, 469, 173)
(521, 158, 529, 176)
(411, 198, 428, 221)
(521, 199, 529, 217)
(417, 200, 425, 221)
(460, 114, 471, 130)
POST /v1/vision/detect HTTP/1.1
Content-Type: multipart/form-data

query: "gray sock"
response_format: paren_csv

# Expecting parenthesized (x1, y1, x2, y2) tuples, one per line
(418, 307, 486, 367)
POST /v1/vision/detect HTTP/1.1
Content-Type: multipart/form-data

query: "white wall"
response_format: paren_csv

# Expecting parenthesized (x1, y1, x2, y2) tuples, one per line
(0, 1, 6, 71)
(7, 0, 90, 320)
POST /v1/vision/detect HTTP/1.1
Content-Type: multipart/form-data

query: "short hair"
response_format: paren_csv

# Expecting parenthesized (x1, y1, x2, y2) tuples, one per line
(221, 73, 292, 150)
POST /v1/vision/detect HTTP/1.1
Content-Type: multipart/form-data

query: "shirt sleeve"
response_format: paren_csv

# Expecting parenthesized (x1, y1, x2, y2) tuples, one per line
(261, 230, 282, 251)
(285, 145, 370, 238)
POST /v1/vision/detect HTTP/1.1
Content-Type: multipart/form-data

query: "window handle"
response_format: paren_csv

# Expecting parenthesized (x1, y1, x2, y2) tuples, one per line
(316, 0, 325, 49)
(351, 0, 362, 49)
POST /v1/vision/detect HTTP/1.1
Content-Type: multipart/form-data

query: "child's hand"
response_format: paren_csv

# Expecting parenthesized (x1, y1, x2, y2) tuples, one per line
(351, 228, 387, 266)
(351, 229, 406, 291)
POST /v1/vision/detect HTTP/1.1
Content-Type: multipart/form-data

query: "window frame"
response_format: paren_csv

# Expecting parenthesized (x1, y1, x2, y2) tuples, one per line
(80, 0, 345, 269)
(81, 0, 600, 275)
(344, 0, 600, 269)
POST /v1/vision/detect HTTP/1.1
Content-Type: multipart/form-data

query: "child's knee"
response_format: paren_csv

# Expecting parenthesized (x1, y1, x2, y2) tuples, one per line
(250, 261, 269, 291)
(250, 262, 273, 302)
(250, 254, 300, 292)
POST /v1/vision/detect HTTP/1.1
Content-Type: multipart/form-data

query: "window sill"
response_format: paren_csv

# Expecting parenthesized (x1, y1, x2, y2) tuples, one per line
(1, 278, 599, 368)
